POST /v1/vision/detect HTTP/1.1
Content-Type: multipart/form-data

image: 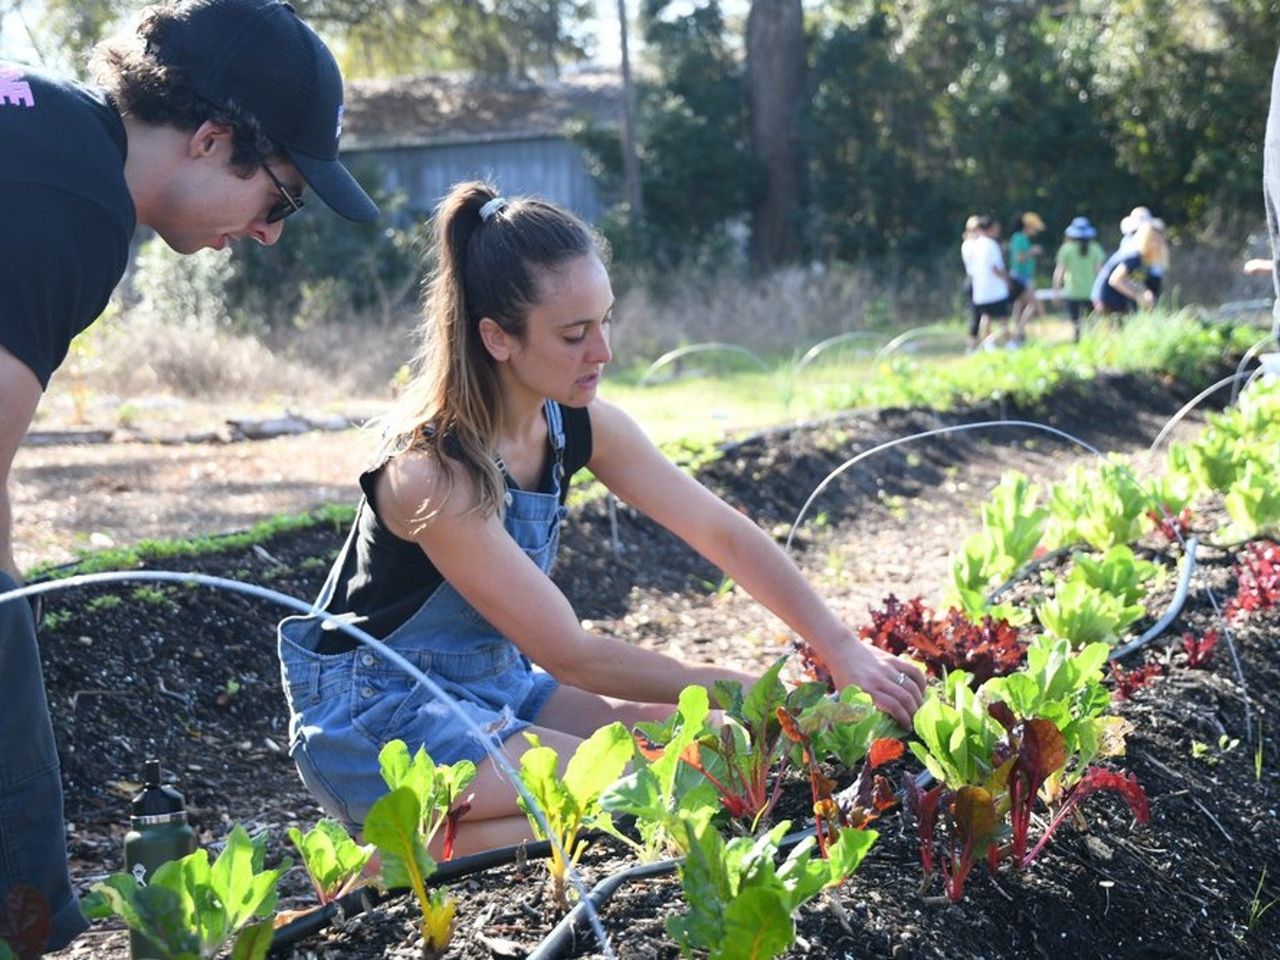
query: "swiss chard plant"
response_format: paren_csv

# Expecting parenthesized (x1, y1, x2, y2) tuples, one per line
(377, 739, 476, 862)
(680, 659, 829, 832)
(772, 686, 903, 856)
(363, 787, 456, 960)
(515, 721, 634, 911)
(285, 819, 374, 905)
(81, 825, 289, 960)
(665, 811, 876, 960)
(601, 685, 719, 862)
(0, 884, 50, 960)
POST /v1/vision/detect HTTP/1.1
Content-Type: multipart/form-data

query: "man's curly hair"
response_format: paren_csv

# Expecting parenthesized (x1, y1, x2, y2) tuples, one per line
(89, 1, 278, 177)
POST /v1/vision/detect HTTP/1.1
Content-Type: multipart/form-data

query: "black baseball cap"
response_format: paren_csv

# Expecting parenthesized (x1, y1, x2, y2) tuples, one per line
(152, 0, 378, 222)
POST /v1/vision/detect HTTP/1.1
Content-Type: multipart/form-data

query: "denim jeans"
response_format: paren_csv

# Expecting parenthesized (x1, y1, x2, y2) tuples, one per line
(0, 571, 87, 952)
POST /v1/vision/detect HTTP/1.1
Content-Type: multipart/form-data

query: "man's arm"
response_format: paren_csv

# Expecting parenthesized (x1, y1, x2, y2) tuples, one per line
(0, 344, 43, 581)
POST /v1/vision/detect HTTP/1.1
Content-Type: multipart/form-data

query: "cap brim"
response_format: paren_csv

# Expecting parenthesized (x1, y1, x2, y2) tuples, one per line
(288, 150, 380, 223)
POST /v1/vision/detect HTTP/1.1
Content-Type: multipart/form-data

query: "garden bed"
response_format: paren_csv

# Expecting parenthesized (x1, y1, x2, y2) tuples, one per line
(33, 367, 1279, 959)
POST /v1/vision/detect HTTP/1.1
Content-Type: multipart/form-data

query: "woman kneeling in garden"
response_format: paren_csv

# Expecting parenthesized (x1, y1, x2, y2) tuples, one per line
(278, 181, 925, 855)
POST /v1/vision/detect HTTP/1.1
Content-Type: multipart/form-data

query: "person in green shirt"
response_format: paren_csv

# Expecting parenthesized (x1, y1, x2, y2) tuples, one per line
(1007, 210, 1045, 343)
(1052, 216, 1106, 342)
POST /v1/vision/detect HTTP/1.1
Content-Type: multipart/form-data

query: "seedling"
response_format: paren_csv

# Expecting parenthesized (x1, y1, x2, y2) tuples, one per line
(666, 812, 876, 959)
(515, 722, 633, 910)
(363, 788, 455, 959)
(286, 819, 374, 905)
(82, 825, 289, 960)
(378, 740, 476, 861)
(1247, 868, 1279, 933)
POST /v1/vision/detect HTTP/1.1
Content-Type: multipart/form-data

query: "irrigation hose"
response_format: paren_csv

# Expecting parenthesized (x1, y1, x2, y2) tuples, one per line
(1111, 537, 1198, 661)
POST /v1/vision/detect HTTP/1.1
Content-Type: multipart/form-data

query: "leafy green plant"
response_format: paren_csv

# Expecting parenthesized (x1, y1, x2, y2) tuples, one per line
(378, 740, 477, 862)
(1069, 545, 1162, 606)
(82, 825, 289, 960)
(1223, 459, 1280, 540)
(682, 659, 827, 831)
(516, 722, 634, 910)
(665, 812, 876, 960)
(602, 686, 718, 862)
(1036, 579, 1146, 647)
(948, 472, 1047, 605)
(286, 819, 373, 905)
(363, 787, 455, 959)
(1044, 457, 1153, 552)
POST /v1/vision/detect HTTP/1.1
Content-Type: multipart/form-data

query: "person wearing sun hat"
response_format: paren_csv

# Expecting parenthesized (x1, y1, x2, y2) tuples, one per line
(1118, 206, 1166, 303)
(1052, 217, 1107, 341)
(1007, 210, 1046, 344)
(0, 1, 377, 950)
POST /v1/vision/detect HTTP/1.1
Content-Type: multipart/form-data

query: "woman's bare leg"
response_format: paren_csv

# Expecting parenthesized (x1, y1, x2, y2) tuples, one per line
(438, 690, 673, 858)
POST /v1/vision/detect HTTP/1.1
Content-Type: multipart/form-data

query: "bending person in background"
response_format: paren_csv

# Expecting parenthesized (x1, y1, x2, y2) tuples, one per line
(0, 0, 377, 949)
(1052, 217, 1106, 343)
(278, 181, 926, 857)
(1091, 220, 1169, 317)
(1007, 211, 1045, 343)
(1118, 206, 1166, 303)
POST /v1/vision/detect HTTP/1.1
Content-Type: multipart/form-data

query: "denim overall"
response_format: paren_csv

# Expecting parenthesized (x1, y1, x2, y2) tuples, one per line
(278, 402, 567, 829)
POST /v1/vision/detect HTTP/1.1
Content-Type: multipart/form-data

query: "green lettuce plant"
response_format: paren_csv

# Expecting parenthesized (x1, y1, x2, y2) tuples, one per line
(1036, 579, 1146, 647)
(1044, 457, 1153, 552)
(82, 825, 289, 960)
(1069, 545, 1162, 606)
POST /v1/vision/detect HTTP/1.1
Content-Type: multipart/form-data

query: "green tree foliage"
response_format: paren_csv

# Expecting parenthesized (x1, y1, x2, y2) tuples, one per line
(575, 0, 765, 265)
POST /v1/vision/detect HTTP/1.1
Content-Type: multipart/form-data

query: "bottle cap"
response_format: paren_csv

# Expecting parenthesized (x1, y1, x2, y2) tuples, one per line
(131, 759, 188, 821)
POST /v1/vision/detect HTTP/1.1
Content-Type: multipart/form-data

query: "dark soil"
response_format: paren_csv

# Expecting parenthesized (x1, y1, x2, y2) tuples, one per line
(34, 368, 1280, 960)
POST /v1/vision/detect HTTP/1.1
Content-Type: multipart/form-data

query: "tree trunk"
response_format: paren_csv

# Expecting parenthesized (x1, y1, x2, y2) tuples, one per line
(616, 0, 646, 226)
(746, 0, 805, 268)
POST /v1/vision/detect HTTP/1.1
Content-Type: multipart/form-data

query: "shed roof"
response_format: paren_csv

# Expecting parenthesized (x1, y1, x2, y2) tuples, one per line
(342, 67, 623, 151)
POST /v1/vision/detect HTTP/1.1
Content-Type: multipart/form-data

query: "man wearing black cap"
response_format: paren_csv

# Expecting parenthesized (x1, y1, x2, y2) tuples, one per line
(0, 0, 377, 950)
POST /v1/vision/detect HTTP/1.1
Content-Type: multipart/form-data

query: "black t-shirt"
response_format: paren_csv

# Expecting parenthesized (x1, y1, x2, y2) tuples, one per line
(322, 404, 593, 645)
(0, 62, 135, 388)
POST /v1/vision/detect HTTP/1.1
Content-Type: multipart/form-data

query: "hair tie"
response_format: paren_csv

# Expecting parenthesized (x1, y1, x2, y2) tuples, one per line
(479, 197, 508, 222)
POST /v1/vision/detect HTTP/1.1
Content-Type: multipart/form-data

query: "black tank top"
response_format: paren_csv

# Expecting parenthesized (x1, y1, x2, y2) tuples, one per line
(319, 403, 592, 647)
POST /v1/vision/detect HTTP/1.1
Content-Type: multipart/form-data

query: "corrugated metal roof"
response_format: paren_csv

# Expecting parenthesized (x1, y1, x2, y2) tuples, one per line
(342, 67, 622, 150)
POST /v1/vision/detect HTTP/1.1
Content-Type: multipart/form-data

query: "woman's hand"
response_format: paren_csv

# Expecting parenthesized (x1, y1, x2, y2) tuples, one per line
(828, 638, 926, 731)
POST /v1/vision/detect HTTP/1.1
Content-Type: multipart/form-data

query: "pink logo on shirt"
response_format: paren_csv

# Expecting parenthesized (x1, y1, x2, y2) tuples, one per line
(0, 66, 35, 108)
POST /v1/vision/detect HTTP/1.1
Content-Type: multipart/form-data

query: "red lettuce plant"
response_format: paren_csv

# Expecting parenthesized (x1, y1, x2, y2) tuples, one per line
(1108, 661, 1164, 700)
(856, 594, 1026, 686)
(1225, 540, 1280, 621)
(1181, 629, 1219, 669)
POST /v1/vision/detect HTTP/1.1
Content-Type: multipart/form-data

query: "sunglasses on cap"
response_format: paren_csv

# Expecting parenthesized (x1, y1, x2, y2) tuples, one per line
(262, 161, 305, 224)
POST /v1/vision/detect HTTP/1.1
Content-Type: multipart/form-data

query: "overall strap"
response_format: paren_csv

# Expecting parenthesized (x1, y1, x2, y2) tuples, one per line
(308, 499, 364, 614)
(544, 400, 566, 485)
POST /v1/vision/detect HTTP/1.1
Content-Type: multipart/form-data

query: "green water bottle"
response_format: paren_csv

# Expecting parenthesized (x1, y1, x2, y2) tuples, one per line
(123, 759, 197, 960)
